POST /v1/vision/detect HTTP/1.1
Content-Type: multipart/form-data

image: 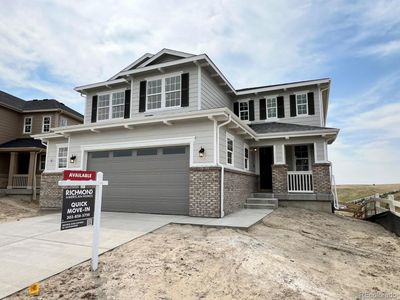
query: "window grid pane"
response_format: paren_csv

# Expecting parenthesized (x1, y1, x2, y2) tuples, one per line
(147, 79, 162, 110)
(24, 118, 32, 133)
(58, 147, 68, 169)
(267, 98, 277, 118)
(227, 138, 234, 165)
(294, 146, 309, 171)
(98, 94, 110, 120)
(239, 102, 249, 120)
(43, 117, 51, 132)
(296, 94, 307, 115)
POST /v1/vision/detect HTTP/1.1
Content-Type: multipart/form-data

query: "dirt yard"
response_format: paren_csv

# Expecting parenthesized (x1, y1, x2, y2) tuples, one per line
(337, 183, 400, 203)
(8, 207, 400, 300)
(0, 196, 41, 223)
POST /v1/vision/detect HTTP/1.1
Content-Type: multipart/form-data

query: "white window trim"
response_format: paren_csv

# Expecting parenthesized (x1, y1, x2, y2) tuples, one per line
(56, 144, 69, 170)
(96, 89, 126, 122)
(39, 153, 46, 171)
(145, 72, 183, 112)
(244, 143, 249, 171)
(42, 115, 51, 133)
(237, 100, 249, 121)
(266, 96, 278, 119)
(292, 144, 311, 171)
(226, 132, 234, 166)
(295, 93, 308, 116)
(23, 116, 33, 134)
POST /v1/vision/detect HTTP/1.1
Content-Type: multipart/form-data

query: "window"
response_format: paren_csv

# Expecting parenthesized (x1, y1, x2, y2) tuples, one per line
(137, 148, 158, 156)
(296, 94, 308, 116)
(239, 101, 249, 120)
(97, 90, 126, 121)
(42, 116, 51, 132)
(23, 117, 32, 133)
(226, 133, 234, 166)
(57, 146, 68, 169)
(147, 75, 182, 111)
(113, 150, 132, 157)
(162, 146, 186, 155)
(60, 117, 68, 127)
(244, 144, 249, 170)
(91, 151, 109, 159)
(266, 97, 277, 118)
(39, 154, 46, 171)
(294, 145, 309, 171)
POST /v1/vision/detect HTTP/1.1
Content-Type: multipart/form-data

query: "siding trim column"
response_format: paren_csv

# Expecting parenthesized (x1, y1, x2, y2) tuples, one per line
(7, 152, 17, 189)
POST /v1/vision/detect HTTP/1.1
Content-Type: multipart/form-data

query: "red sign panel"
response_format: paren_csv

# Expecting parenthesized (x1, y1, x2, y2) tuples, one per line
(63, 170, 97, 181)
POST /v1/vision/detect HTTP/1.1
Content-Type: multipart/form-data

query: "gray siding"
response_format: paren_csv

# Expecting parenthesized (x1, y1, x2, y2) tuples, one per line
(201, 69, 233, 110)
(235, 87, 322, 127)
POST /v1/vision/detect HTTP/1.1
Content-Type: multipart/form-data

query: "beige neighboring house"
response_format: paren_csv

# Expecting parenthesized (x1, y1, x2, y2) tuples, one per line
(0, 91, 83, 199)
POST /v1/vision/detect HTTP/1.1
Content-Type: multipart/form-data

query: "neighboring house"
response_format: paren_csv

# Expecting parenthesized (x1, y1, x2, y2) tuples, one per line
(0, 91, 83, 199)
(35, 48, 339, 216)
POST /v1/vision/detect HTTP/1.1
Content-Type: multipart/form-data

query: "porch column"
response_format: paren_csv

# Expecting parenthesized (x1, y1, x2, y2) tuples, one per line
(312, 163, 331, 193)
(272, 143, 288, 194)
(27, 151, 36, 189)
(7, 152, 17, 189)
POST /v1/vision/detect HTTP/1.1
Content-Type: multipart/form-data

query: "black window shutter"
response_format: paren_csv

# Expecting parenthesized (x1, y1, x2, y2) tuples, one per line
(259, 98, 266, 120)
(124, 90, 131, 119)
(290, 95, 297, 117)
(181, 73, 189, 107)
(277, 96, 285, 118)
(233, 102, 239, 116)
(249, 100, 255, 121)
(91, 95, 98, 123)
(307, 92, 315, 115)
(139, 81, 146, 112)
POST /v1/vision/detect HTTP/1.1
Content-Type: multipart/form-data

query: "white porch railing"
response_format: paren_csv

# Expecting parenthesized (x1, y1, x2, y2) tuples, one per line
(287, 171, 313, 192)
(12, 174, 29, 189)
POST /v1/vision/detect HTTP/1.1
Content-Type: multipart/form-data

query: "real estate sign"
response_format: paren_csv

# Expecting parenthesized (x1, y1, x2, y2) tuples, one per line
(61, 187, 95, 231)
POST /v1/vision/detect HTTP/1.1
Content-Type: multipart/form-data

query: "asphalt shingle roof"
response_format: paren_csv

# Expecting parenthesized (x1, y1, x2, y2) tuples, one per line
(250, 122, 337, 134)
(0, 138, 46, 149)
(236, 78, 330, 92)
(0, 90, 83, 119)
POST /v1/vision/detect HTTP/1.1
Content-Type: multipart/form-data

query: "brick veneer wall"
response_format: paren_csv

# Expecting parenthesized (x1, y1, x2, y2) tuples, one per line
(312, 163, 332, 193)
(272, 164, 288, 194)
(189, 167, 221, 217)
(40, 172, 63, 209)
(224, 169, 257, 215)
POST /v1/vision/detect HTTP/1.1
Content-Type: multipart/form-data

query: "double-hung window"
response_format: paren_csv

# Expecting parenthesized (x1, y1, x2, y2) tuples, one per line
(239, 101, 249, 121)
(294, 145, 309, 171)
(42, 116, 51, 132)
(244, 144, 249, 170)
(296, 94, 308, 116)
(266, 97, 277, 118)
(39, 154, 46, 171)
(147, 75, 181, 111)
(23, 117, 32, 134)
(57, 145, 68, 169)
(226, 133, 234, 166)
(97, 90, 125, 121)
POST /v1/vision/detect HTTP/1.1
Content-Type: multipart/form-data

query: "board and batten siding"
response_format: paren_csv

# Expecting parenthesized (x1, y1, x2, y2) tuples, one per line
(84, 65, 199, 124)
(45, 119, 215, 172)
(235, 87, 322, 127)
(201, 70, 233, 110)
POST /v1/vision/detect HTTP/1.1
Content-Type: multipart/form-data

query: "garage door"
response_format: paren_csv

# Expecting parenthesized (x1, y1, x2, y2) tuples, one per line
(87, 146, 189, 215)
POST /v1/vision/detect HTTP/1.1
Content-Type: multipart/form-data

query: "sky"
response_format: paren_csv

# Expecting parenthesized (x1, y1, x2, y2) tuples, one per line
(0, 0, 399, 184)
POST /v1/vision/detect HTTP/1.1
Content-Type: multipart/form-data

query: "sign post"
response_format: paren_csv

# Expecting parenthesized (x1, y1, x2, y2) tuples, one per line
(58, 171, 108, 271)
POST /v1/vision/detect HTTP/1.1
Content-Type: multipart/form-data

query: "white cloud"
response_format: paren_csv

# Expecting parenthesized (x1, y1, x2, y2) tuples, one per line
(360, 40, 400, 57)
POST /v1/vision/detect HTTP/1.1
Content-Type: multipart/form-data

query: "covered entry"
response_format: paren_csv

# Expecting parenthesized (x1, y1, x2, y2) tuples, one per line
(87, 146, 189, 215)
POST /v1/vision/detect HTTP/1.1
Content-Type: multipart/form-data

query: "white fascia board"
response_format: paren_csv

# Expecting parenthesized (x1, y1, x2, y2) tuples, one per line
(136, 49, 195, 68)
(255, 128, 339, 140)
(74, 78, 129, 93)
(236, 79, 331, 96)
(108, 53, 154, 80)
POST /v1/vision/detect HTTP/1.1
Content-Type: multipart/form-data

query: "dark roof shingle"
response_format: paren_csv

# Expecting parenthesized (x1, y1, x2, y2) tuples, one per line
(250, 122, 337, 134)
(0, 138, 46, 149)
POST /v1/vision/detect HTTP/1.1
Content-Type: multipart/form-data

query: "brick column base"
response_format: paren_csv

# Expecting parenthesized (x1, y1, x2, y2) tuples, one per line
(312, 163, 331, 193)
(189, 167, 221, 217)
(272, 164, 288, 194)
(39, 172, 63, 209)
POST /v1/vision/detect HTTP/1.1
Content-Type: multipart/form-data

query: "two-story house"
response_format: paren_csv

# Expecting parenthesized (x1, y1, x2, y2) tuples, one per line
(0, 90, 83, 199)
(35, 49, 339, 216)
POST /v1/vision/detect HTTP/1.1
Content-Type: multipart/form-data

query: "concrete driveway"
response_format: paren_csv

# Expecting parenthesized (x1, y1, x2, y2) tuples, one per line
(0, 209, 272, 298)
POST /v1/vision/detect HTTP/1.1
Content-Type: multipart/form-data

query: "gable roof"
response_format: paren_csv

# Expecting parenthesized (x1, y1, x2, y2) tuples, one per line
(0, 90, 83, 120)
(136, 49, 194, 68)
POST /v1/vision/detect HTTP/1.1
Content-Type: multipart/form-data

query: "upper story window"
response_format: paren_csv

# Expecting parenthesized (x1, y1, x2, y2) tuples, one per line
(42, 116, 51, 132)
(147, 75, 181, 111)
(296, 94, 308, 115)
(239, 101, 249, 120)
(244, 144, 249, 170)
(60, 117, 68, 127)
(226, 133, 234, 166)
(57, 145, 68, 169)
(294, 145, 309, 171)
(23, 117, 32, 134)
(97, 91, 125, 121)
(266, 97, 277, 118)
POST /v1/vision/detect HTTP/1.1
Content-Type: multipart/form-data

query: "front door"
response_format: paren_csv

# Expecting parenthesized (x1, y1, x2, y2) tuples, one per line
(259, 147, 274, 190)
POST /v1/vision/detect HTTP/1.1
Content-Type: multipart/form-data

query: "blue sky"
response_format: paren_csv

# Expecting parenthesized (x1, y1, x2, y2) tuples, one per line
(0, 0, 399, 184)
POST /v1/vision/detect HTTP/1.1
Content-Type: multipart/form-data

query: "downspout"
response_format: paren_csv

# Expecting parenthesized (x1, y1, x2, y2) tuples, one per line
(216, 114, 232, 218)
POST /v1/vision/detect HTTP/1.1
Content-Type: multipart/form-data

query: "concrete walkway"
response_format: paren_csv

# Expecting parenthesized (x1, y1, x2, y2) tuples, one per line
(0, 209, 272, 298)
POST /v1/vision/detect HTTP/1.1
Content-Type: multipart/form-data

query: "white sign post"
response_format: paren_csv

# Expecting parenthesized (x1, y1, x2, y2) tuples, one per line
(58, 171, 108, 271)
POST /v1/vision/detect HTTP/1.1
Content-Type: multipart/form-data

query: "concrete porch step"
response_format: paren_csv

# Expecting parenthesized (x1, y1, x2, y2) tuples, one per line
(244, 203, 277, 209)
(246, 197, 278, 205)
(251, 192, 274, 198)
